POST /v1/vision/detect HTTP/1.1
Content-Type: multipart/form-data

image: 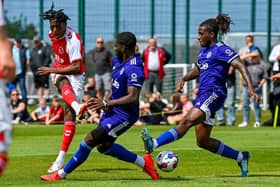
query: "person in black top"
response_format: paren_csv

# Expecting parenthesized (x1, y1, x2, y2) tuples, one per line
(10, 89, 31, 124)
(30, 36, 52, 100)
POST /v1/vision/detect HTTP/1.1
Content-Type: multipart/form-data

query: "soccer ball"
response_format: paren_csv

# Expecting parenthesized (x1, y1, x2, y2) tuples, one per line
(156, 151, 178, 172)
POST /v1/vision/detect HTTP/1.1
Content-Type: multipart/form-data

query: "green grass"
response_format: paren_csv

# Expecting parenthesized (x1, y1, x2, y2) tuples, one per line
(2, 112, 280, 187)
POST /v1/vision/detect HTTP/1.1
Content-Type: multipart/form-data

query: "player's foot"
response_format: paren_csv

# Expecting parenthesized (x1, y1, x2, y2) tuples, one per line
(47, 161, 63, 173)
(143, 154, 159, 180)
(141, 128, 154, 153)
(238, 151, 250, 177)
(76, 103, 88, 120)
(40, 171, 64, 181)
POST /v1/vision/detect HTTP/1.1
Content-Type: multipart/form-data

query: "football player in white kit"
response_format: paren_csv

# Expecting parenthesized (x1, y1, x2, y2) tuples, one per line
(38, 4, 87, 173)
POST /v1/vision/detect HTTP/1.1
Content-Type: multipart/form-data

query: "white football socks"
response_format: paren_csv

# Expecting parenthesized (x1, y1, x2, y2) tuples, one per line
(134, 155, 145, 168)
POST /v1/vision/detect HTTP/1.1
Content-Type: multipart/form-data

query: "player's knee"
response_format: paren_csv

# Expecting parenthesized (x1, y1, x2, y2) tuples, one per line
(97, 142, 113, 154)
(83, 133, 96, 147)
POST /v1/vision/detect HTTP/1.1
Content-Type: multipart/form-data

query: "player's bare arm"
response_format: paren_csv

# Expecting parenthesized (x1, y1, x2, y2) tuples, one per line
(0, 26, 16, 82)
(231, 57, 259, 102)
(176, 66, 199, 92)
(87, 86, 140, 111)
(37, 61, 81, 75)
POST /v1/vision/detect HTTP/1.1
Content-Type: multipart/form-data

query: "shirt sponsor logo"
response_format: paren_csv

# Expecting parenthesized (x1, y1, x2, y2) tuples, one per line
(54, 54, 65, 64)
(198, 62, 208, 70)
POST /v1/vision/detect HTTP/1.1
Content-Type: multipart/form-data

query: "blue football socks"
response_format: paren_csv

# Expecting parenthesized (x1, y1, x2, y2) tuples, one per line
(63, 140, 93, 174)
(155, 128, 179, 148)
(104, 143, 137, 163)
(215, 141, 239, 160)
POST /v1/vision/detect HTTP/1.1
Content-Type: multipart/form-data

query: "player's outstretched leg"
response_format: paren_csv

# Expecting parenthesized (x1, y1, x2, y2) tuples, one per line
(41, 140, 93, 181)
(238, 151, 250, 177)
(141, 127, 180, 153)
(100, 143, 159, 180)
(210, 140, 250, 177)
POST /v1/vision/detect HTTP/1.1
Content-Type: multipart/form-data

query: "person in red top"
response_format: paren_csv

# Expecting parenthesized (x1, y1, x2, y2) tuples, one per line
(38, 4, 87, 173)
(143, 38, 170, 93)
(45, 96, 64, 125)
(0, 0, 16, 176)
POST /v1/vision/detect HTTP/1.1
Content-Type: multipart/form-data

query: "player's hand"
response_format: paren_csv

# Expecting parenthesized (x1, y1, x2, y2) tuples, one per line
(37, 67, 52, 75)
(248, 88, 260, 103)
(87, 98, 104, 112)
(176, 78, 185, 93)
(270, 73, 280, 82)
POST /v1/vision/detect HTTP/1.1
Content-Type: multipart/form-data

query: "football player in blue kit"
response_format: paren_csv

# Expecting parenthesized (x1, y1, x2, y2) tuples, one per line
(40, 32, 159, 181)
(142, 14, 259, 177)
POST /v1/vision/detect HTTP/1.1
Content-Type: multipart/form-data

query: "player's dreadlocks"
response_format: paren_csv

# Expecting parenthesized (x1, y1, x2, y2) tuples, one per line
(116, 32, 137, 52)
(199, 13, 233, 36)
(40, 2, 70, 23)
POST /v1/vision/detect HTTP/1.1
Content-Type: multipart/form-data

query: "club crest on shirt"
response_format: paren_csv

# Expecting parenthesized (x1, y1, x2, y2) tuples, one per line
(58, 47, 64, 54)
(112, 79, 119, 89)
(206, 51, 212, 58)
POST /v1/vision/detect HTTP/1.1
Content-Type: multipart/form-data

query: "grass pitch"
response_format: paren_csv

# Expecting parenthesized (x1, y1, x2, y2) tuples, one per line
(1, 121, 280, 187)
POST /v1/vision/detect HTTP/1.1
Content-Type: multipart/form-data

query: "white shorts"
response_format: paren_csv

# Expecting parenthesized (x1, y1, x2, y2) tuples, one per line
(51, 73, 86, 103)
(0, 80, 12, 152)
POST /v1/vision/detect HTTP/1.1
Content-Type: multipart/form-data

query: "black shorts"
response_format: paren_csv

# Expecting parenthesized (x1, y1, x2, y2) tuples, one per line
(33, 75, 49, 89)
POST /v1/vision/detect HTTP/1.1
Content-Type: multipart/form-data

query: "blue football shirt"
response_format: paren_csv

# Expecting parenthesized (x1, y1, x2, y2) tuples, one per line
(109, 55, 144, 120)
(197, 42, 238, 92)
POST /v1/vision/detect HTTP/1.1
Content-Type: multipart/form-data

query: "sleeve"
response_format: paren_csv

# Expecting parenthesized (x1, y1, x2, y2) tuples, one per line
(269, 45, 280, 62)
(216, 45, 238, 64)
(67, 35, 82, 63)
(126, 65, 145, 88)
(35, 107, 40, 113)
(43, 47, 52, 66)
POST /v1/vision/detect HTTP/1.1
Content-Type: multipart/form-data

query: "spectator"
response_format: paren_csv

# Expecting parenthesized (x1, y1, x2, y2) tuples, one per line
(45, 96, 64, 125)
(136, 92, 153, 126)
(262, 43, 280, 126)
(169, 92, 183, 115)
(92, 37, 112, 99)
(238, 35, 267, 128)
(11, 37, 30, 104)
(84, 76, 97, 98)
(216, 66, 236, 126)
(167, 93, 193, 125)
(77, 93, 100, 124)
(140, 92, 169, 124)
(30, 36, 52, 100)
(143, 38, 170, 93)
(30, 98, 50, 122)
(10, 89, 31, 124)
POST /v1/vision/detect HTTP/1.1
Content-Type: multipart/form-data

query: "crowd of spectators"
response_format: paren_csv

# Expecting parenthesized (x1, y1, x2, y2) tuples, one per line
(8, 35, 280, 128)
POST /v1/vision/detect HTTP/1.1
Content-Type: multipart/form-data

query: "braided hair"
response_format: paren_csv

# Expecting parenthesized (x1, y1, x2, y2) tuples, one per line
(40, 2, 70, 23)
(199, 13, 232, 36)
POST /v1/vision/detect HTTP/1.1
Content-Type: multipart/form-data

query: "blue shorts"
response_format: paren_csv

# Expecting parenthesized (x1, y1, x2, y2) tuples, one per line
(100, 111, 137, 138)
(193, 89, 226, 126)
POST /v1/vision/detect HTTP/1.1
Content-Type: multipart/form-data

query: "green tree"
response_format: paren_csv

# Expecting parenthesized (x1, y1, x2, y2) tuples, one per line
(4, 13, 37, 39)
